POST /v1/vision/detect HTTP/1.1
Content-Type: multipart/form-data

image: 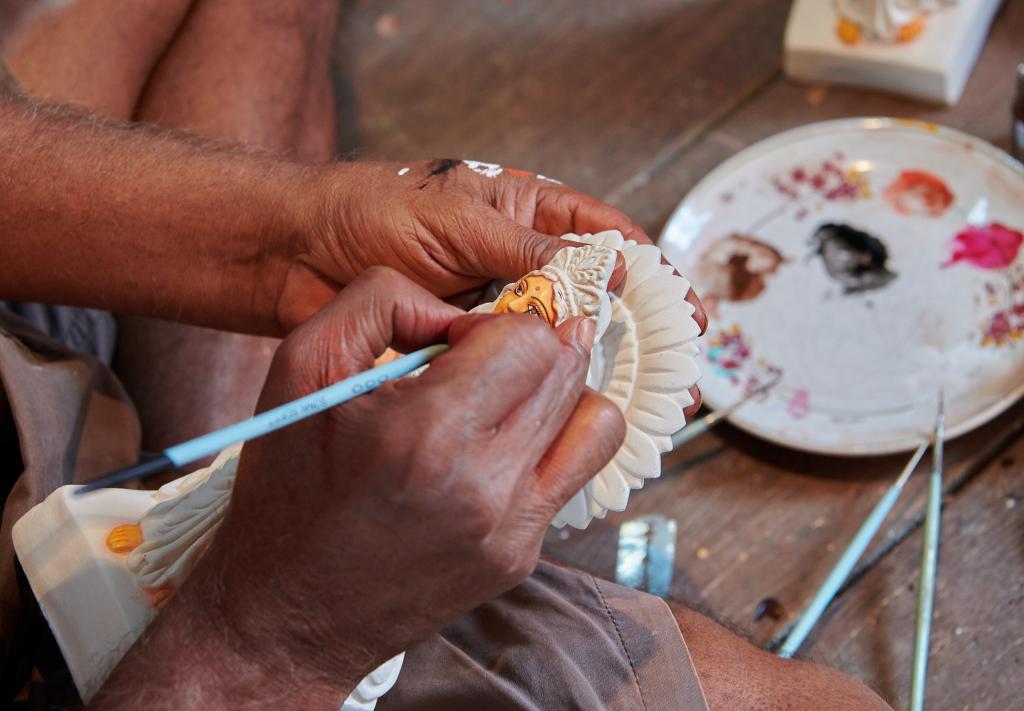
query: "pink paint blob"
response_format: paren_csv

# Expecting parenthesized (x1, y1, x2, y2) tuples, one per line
(786, 388, 810, 419)
(944, 223, 1024, 270)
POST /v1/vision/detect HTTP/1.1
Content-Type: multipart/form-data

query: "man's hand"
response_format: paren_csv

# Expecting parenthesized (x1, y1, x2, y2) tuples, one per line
(0, 92, 706, 411)
(279, 159, 708, 331)
(278, 159, 707, 413)
(92, 268, 624, 710)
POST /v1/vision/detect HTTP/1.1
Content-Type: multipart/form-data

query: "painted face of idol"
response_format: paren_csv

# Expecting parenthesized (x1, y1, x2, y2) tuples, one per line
(493, 274, 558, 325)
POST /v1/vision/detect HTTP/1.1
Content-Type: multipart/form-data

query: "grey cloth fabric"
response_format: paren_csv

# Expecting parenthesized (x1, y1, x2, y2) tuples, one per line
(381, 560, 710, 711)
(0, 302, 116, 365)
(0, 308, 138, 706)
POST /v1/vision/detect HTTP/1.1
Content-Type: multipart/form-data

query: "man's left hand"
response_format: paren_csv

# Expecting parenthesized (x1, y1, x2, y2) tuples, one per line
(278, 159, 708, 335)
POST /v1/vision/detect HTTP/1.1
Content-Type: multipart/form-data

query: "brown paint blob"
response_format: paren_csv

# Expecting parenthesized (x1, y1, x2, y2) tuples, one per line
(696, 233, 785, 317)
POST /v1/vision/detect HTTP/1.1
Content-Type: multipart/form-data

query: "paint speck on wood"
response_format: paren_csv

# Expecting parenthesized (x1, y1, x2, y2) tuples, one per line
(754, 597, 786, 622)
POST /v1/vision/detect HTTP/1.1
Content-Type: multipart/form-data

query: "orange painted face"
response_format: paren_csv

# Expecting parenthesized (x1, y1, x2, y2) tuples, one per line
(493, 275, 558, 325)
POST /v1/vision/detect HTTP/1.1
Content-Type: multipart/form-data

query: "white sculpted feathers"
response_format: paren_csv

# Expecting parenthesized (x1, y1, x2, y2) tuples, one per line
(551, 230, 701, 529)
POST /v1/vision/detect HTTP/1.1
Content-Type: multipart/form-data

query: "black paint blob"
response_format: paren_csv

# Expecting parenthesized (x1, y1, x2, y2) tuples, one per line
(418, 158, 460, 189)
(810, 222, 897, 294)
(427, 158, 459, 177)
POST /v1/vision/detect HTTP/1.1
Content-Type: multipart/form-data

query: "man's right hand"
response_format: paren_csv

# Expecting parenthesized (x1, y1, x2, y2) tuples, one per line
(93, 268, 625, 710)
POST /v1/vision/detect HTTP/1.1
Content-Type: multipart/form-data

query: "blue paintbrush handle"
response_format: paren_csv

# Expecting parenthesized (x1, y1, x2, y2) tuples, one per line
(910, 469, 942, 710)
(166, 345, 445, 465)
(911, 400, 944, 710)
(76, 344, 448, 494)
(777, 485, 902, 658)
(777, 441, 928, 658)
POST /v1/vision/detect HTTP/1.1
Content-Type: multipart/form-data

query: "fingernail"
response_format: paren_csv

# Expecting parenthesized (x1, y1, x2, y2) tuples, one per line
(609, 254, 627, 294)
(577, 319, 596, 352)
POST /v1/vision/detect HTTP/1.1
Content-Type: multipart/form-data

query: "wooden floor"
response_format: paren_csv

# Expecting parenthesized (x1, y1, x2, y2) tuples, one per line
(338, 2, 1024, 708)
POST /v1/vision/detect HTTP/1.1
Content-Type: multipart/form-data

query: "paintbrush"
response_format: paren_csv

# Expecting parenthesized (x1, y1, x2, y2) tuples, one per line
(670, 375, 781, 449)
(75, 345, 448, 494)
(910, 390, 945, 711)
(777, 439, 930, 658)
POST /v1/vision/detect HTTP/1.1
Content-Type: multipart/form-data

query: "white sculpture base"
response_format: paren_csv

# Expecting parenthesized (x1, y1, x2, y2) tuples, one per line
(12, 480, 403, 709)
(784, 0, 1001, 105)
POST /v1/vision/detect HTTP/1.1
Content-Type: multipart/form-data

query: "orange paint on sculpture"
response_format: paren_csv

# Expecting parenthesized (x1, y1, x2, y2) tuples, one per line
(896, 16, 925, 43)
(144, 585, 176, 610)
(106, 523, 143, 554)
(836, 18, 862, 44)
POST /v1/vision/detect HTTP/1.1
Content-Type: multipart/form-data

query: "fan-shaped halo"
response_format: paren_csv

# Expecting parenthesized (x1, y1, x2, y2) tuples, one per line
(551, 231, 701, 529)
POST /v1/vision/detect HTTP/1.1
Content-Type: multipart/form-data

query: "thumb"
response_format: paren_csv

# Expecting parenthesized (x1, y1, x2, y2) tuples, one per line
(478, 217, 564, 282)
(530, 388, 625, 517)
(267, 268, 462, 402)
(478, 215, 627, 290)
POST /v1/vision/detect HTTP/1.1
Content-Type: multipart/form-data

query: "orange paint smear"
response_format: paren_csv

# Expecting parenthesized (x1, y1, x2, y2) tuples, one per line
(896, 16, 925, 43)
(836, 18, 862, 44)
(106, 523, 143, 554)
(143, 585, 176, 610)
(883, 170, 954, 217)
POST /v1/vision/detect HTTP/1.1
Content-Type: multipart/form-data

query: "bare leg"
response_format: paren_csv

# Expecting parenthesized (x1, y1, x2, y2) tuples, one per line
(3, 0, 193, 118)
(115, 0, 338, 457)
(7, 0, 339, 458)
(669, 604, 892, 710)
(135, 0, 337, 161)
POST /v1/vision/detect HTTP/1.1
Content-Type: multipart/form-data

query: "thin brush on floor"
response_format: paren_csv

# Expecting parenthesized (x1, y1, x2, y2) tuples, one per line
(777, 439, 930, 658)
(670, 374, 781, 449)
(910, 391, 945, 710)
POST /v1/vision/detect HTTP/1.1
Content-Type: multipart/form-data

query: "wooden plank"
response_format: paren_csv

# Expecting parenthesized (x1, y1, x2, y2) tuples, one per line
(611, 0, 1024, 235)
(805, 432, 1024, 710)
(337, 0, 791, 197)
(543, 399, 1024, 644)
(544, 1, 1024, 648)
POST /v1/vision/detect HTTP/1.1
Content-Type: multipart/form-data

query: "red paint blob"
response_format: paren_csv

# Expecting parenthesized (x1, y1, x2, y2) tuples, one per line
(883, 170, 954, 217)
(945, 223, 1024, 270)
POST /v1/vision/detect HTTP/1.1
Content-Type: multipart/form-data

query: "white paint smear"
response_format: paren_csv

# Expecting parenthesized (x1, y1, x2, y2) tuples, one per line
(463, 160, 503, 178)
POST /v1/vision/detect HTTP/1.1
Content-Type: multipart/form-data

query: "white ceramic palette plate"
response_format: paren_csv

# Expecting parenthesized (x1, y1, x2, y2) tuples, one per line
(660, 118, 1024, 455)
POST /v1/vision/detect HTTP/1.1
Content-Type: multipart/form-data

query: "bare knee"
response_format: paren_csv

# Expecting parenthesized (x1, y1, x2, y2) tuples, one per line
(5, 0, 193, 118)
(670, 604, 891, 710)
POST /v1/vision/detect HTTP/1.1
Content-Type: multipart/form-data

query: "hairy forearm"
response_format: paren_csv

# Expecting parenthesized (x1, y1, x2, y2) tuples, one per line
(0, 90, 319, 336)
